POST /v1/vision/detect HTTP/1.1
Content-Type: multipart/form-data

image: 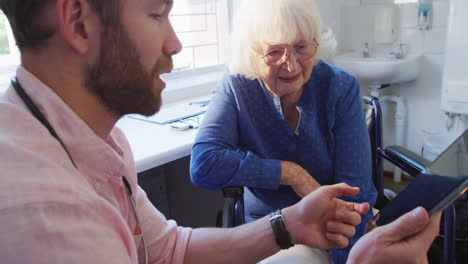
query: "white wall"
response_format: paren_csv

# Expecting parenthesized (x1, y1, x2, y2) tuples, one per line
(316, 0, 342, 35)
(333, 0, 452, 159)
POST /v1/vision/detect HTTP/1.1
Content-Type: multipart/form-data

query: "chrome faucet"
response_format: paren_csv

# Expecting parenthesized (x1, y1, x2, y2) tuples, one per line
(389, 43, 405, 59)
(363, 42, 370, 58)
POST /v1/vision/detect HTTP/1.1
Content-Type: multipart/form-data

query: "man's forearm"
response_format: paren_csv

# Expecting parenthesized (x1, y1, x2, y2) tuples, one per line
(184, 216, 279, 264)
(182, 183, 369, 264)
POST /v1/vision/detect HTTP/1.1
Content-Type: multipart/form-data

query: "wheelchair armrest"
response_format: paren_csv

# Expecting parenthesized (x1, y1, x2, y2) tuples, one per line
(223, 186, 244, 198)
(219, 187, 244, 228)
(384, 145, 432, 176)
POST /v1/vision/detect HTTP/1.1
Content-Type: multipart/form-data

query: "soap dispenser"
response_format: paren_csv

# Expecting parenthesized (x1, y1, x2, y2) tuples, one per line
(418, 0, 432, 31)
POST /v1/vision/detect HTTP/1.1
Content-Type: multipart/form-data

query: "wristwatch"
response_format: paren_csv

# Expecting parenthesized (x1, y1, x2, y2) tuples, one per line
(269, 209, 294, 249)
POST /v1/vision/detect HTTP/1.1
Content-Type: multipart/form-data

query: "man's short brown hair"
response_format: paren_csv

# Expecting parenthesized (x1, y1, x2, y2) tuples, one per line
(0, 0, 119, 49)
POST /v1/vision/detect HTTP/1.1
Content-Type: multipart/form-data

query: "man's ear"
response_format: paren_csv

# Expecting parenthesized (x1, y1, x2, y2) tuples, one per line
(55, 0, 97, 54)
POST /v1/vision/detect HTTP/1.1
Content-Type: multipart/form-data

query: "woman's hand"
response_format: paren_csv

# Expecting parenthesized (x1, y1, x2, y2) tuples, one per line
(280, 161, 321, 197)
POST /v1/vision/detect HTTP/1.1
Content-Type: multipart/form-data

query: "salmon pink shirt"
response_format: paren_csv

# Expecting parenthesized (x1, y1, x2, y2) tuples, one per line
(0, 67, 192, 263)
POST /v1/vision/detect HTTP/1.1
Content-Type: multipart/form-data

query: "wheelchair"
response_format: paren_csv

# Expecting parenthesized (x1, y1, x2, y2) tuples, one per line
(215, 96, 460, 264)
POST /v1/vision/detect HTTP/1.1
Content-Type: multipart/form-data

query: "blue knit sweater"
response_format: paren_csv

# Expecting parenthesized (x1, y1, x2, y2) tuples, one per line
(190, 60, 377, 263)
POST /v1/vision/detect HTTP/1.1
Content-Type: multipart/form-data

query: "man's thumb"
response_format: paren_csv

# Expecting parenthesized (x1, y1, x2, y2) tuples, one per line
(381, 207, 429, 241)
(325, 183, 360, 198)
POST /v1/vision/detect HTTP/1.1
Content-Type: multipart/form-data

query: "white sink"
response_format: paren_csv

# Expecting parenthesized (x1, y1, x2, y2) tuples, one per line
(332, 52, 422, 86)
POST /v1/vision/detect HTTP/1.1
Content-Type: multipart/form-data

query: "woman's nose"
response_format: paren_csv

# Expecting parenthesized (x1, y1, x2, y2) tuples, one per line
(281, 51, 298, 72)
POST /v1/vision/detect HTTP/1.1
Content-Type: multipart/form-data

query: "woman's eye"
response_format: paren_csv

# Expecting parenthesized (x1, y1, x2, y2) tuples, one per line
(295, 45, 307, 51)
(266, 50, 283, 57)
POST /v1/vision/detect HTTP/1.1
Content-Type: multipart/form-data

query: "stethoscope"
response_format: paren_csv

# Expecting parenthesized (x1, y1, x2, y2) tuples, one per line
(11, 77, 148, 264)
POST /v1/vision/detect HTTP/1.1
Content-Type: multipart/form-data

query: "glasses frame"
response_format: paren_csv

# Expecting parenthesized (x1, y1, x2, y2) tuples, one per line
(259, 40, 319, 66)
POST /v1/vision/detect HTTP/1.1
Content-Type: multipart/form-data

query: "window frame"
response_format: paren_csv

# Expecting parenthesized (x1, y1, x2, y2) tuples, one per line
(0, 11, 20, 94)
(161, 0, 232, 101)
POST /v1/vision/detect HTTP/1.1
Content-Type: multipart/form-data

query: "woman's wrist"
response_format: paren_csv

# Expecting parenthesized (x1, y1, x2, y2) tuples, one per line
(279, 161, 305, 186)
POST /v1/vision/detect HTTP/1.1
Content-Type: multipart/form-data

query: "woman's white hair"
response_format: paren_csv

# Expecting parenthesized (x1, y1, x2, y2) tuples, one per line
(228, 0, 333, 79)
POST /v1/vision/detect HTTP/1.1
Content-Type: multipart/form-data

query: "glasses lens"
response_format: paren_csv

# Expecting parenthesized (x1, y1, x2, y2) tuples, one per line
(264, 49, 285, 65)
(294, 44, 317, 60)
(263, 43, 318, 66)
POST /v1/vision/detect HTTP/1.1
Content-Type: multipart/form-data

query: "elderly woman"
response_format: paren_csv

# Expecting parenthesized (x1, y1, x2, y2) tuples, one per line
(190, 0, 376, 263)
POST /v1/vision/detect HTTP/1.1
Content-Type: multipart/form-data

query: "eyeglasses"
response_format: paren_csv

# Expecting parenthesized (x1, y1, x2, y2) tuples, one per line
(260, 41, 319, 66)
(122, 176, 148, 264)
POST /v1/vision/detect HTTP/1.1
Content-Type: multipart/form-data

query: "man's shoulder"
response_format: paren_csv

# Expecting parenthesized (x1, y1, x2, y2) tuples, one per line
(0, 103, 90, 208)
(0, 98, 54, 154)
(0, 137, 85, 200)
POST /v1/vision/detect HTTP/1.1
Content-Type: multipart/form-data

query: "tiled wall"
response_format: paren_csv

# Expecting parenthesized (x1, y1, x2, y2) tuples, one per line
(399, 1, 450, 55)
(335, 0, 452, 157)
(338, 1, 450, 55)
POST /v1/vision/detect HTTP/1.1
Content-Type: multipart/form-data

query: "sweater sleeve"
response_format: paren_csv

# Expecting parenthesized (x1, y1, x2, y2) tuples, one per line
(190, 73, 281, 191)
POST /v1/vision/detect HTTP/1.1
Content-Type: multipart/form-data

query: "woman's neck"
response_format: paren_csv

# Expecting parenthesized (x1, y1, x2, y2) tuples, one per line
(280, 94, 302, 131)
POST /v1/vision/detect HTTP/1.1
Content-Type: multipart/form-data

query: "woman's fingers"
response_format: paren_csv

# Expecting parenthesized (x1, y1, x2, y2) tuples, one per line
(366, 213, 380, 233)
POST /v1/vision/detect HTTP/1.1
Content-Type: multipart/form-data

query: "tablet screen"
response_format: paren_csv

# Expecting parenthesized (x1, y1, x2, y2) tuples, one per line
(376, 174, 468, 226)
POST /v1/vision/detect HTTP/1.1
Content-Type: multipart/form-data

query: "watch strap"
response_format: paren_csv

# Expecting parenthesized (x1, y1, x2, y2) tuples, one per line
(269, 209, 294, 250)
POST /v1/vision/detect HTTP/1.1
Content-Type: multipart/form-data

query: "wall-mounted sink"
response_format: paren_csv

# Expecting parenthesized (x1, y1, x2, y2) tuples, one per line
(332, 52, 422, 86)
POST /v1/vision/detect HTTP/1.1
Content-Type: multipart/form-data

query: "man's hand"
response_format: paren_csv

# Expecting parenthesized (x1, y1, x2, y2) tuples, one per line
(347, 207, 441, 264)
(282, 183, 370, 249)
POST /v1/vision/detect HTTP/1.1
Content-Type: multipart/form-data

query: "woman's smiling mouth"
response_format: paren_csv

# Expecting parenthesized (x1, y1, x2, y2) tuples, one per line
(278, 72, 301, 83)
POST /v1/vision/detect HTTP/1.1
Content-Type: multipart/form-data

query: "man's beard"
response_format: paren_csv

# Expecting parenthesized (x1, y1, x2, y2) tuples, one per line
(84, 24, 172, 117)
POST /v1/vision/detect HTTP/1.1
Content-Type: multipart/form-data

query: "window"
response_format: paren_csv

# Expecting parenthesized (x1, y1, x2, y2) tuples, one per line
(0, 11, 20, 94)
(359, 0, 417, 4)
(170, 0, 230, 71)
(161, 0, 231, 102)
(394, 0, 418, 3)
(0, 14, 10, 55)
